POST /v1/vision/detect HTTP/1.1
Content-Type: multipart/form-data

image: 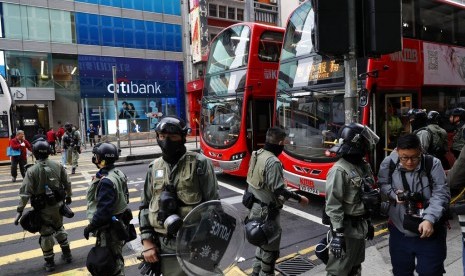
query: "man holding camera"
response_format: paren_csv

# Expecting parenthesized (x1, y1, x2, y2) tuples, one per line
(84, 142, 131, 276)
(378, 134, 450, 276)
(325, 123, 380, 276)
(139, 116, 219, 276)
(62, 123, 81, 174)
(14, 138, 73, 272)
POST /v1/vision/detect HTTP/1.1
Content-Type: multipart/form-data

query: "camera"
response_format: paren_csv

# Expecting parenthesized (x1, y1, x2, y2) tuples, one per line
(397, 191, 424, 215)
(157, 184, 183, 236)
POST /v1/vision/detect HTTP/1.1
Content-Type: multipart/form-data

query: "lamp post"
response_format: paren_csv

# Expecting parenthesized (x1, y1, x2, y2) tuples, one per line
(112, 66, 121, 151)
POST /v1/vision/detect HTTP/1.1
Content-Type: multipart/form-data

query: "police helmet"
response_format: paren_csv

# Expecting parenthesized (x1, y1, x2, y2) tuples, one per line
(329, 123, 379, 156)
(64, 122, 72, 132)
(32, 138, 51, 160)
(92, 142, 119, 165)
(451, 107, 465, 121)
(406, 109, 427, 122)
(245, 219, 280, 247)
(427, 110, 441, 124)
(155, 116, 189, 136)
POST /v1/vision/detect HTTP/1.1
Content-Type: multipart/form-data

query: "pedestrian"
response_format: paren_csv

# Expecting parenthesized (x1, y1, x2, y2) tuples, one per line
(32, 128, 47, 143)
(244, 127, 309, 276)
(449, 107, 465, 158)
(447, 144, 465, 274)
(138, 116, 219, 276)
(97, 125, 103, 142)
(62, 123, 81, 174)
(87, 123, 97, 147)
(14, 138, 73, 272)
(47, 127, 57, 155)
(9, 130, 32, 182)
(378, 133, 450, 276)
(56, 121, 65, 152)
(83, 142, 131, 276)
(324, 123, 379, 276)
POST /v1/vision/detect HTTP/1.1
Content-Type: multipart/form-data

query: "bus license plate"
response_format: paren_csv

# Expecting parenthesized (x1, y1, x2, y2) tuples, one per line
(300, 183, 319, 195)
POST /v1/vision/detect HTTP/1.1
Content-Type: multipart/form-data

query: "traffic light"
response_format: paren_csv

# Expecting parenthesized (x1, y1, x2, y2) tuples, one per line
(313, 0, 350, 57)
(363, 0, 402, 57)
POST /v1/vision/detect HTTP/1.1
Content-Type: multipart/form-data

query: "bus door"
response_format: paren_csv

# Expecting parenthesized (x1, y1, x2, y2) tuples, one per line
(383, 94, 412, 156)
(247, 99, 273, 152)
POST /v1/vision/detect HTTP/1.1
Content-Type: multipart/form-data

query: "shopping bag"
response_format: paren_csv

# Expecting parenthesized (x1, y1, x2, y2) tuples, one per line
(6, 147, 21, 157)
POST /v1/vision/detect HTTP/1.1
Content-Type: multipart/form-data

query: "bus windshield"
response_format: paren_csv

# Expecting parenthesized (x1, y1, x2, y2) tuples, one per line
(276, 90, 344, 160)
(201, 97, 242, 148)
(281, 1, 313, 61)
(207, 25, 251, 75)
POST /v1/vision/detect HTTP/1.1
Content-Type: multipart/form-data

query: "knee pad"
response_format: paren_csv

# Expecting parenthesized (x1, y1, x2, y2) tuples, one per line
(40, 234, 55, 252)
(55, 232, 68, 245)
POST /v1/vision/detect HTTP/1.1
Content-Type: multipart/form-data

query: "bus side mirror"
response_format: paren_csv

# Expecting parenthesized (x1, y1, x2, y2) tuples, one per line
(359, 88, 369, 107)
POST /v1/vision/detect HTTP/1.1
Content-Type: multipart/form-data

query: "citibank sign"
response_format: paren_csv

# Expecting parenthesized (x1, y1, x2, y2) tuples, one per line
(107, 81, 162, 94)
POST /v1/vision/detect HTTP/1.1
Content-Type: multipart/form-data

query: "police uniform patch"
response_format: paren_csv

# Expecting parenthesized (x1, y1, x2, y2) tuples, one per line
(155, 169, 164, 178)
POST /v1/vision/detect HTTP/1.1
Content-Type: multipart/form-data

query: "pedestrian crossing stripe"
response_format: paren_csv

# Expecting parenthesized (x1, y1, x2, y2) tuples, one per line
(0, 174, 87, 188)
(0, 189, 139, 225)
(0, 180, 90, 195)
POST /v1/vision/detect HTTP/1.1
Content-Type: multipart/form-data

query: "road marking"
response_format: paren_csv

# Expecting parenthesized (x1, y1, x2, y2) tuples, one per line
(0, 180, 90, 195)
(217, 180, 325, 226)
(0, 211, 140, 244)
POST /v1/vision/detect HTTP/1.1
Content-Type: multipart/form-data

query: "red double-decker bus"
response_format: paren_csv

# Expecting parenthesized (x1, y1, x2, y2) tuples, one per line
(200, 23, 284, 177)
(276, 0, 465, 196)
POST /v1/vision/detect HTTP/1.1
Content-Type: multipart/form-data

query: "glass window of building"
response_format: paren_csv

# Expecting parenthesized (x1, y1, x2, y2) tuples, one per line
(219, 5, 226, 18)
(228, 7, 236, 20)
(237, 9, 244, 21)
(163, 0, 181, 16)
(52, 54, 79, 90)
(3, 4, 24, 39)
(122, 0, 143, 10)
(50, 9, 75, 43)
(26, 6, 51, 42)
(100, 0, 122, 6)
(123, 18, 137, 48)
(143, 0, 162, 13)
(164, 24, 182, 52)
(135, 19, 147, 49)
(76, 13, 101, 45)
(209, 4, 217, 17)
(101, 15, 124, 47)
(5, 51, 52, 88)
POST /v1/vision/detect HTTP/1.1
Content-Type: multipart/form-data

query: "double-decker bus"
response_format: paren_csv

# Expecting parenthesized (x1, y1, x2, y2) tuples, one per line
(276, 0, 465, 196)
(0, 75, 15, 161)
(200, 23, 284, 177)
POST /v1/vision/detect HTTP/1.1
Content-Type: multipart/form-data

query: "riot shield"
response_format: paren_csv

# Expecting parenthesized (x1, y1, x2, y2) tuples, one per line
(176, 200, 245, 276)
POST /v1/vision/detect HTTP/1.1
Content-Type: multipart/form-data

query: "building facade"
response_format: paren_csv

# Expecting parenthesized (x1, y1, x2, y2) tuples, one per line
(0, 0, 184, 140)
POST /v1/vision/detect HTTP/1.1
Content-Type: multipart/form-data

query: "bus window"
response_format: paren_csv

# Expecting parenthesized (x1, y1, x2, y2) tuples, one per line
(0, 115, 9, 138)
(258, 31, 284, 62)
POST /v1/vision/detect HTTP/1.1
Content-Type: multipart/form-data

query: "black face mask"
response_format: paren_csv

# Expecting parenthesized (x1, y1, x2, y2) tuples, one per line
(343, 153, 365, 164)
(264, 142, 284, 157)
(157, 137, 186, 164)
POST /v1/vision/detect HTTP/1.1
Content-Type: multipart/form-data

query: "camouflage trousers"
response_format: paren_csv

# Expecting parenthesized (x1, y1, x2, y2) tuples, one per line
(96, 228, 125, 276)
(66, 148, 79, 168)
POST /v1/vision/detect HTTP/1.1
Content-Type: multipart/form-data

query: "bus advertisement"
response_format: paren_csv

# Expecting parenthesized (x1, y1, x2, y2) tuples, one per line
(0, 74, 14, 161)
(200, 23, 284, 177)
(276, 0, 465, 196)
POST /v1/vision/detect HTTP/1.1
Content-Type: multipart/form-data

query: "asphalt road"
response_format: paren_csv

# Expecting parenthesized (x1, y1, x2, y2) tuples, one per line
(0, 161, 384, 275)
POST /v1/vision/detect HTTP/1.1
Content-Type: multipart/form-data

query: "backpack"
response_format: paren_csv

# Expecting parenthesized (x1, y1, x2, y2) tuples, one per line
(415, 125, 448, 157)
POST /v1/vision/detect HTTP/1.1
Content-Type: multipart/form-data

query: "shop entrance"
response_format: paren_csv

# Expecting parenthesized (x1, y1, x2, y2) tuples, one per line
(15, 105, 49, 141)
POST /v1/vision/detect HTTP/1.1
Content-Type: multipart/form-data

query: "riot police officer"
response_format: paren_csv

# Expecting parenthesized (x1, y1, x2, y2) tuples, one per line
(62, 123, 81, 174)
(450, 107, 465, 158)
(84, 142, 131, 276)
(139, 116, 219, 276)
(14, 138, 73, 272)
(325, 123, 379, 276)
(245, 127, 309, 276)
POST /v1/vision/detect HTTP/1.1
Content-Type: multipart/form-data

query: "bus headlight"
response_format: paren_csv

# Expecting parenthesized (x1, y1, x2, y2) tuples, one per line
(230, 152, 246, 161)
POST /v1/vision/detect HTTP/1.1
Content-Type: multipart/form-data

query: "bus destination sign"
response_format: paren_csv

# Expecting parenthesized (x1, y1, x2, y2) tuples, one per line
(308, 60, 344, 81)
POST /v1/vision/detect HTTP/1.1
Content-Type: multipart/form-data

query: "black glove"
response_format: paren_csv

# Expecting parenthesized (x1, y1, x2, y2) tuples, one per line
(14, 212, 22, 226)
(330, 230, 346, 259)
(138, 259, 161, 276)
(65, 196, 72, 205)
(84, 224, 96, 240)
(366, 221, 375, 240)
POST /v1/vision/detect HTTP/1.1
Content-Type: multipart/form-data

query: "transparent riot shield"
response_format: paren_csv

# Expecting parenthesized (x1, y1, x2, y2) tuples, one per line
(176, 200, 245, 276)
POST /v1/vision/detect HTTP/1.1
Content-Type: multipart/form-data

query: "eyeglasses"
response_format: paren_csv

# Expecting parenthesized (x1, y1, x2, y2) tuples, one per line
(399, 156, 421, 162)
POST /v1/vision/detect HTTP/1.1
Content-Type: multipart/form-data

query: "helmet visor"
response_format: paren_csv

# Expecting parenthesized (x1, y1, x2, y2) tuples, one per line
(360, 125, 379, 146)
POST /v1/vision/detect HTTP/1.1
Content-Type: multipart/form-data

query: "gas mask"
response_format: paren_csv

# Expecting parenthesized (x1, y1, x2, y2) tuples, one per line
(157, 184, 183, 237)
(157, 137, 186, 164)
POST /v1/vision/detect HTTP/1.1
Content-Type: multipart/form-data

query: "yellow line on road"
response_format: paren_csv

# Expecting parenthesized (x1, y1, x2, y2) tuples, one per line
(0, 211, 139, 244)
(0, 180, 89, 194)
(0, 189, 138, 225)
(0, 238, 95, 266)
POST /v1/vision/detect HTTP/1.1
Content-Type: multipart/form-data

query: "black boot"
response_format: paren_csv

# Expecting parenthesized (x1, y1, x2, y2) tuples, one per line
(44, 257, 55, 272)
(61, 245, 73, 263)
(71, 167, 76, 174)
